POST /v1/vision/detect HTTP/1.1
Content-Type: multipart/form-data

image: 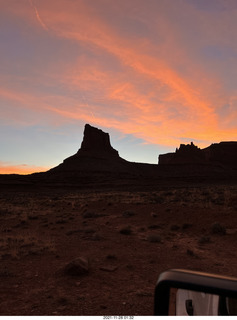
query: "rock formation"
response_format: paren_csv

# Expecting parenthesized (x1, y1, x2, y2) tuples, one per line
(77, 124, 119, 158)
(202, 142, 237, 169)
(159, 142, 204, 165)
(48, 124, 123, 174)
(46, 124, 158, 181)
(1, 124, 237, 186)
(159, 141, 237, 169)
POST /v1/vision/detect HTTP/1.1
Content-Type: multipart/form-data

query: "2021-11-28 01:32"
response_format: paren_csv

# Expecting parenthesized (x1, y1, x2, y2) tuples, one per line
(103, 316, 134, 319)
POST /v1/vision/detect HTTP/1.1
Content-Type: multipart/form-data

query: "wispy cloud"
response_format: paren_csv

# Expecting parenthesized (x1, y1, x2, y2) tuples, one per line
(35, 1, 229, 138)
(28, 0, 49, 31)
(1, 0, 237, 173)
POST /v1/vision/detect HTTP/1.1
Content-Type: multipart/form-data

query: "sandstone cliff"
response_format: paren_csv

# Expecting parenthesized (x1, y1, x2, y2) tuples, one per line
(1, 124, 237, 187)
(47, 124, 157, 179)
(159, 141, 237, 170)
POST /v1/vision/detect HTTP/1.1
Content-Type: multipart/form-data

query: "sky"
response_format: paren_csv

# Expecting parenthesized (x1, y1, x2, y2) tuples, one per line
(1, 0, 237, 174)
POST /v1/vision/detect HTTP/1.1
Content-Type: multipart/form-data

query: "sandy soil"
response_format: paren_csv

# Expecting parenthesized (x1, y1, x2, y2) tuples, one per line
(0, 182, 237, 315)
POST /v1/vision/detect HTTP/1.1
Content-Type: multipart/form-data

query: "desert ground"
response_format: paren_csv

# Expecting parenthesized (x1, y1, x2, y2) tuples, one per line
(0, 181, 237, 315)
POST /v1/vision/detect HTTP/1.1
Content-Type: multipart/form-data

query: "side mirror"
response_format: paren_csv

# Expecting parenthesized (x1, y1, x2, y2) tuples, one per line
(154, 269, 237, 315)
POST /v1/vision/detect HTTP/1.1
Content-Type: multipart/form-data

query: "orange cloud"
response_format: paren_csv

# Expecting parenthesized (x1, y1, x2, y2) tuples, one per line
(0, 162, 48, 175)
(58, 55, 220, 146)
(29, 0, 49, 31)
(2, 0, 237, 151)
(37, 1, 219, 134)
(0, 87, 30, 105)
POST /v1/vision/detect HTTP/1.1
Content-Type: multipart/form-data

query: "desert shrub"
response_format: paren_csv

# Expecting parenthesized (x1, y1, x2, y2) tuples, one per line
(28, 214, 38, 220)
(148, 224, 160, 230)
(91, 233, 102, 241)
(201, 190, 211, 197)
(170, 224, 180, 231)
(122, 210, 135, 217)
(0, 266, 13, 277)
(186, 249, 195, 256)
(57, 297, 69, 306)
(84, 228, 96, 234)
(66, 229, 82, 236)
(56, 219, 68, 224)
(147, 234, 162, 243)
(83, 211, 98, 218)
(182, 223, 192, 230)
(198, 236, 211, 245)
(140, 193, 146, 197)
(119, 226, 132, 235)
(228, 195, 237, 208)
(0, 234, 55, 258)
(152, 195, 165, 204)
(150, 212, 158, 217)
(162, 191, 174, 196)
(0, 209, 11, 216)
(106, 254, 117, 260)
(171, 195, 181, 203)
(211, 222, 226, 235)
(212, 196, 225, 206)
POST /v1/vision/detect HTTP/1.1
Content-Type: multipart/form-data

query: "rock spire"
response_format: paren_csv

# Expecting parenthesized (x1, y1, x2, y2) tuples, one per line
(77, 124, 119, 158)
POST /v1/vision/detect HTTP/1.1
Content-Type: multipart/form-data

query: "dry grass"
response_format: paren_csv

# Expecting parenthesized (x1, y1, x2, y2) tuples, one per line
(0, 233, 55, 259)
(0, 183, 236, 315)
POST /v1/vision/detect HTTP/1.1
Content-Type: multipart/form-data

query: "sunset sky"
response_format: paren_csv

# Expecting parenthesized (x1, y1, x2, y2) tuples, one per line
(1, 0, 237, 174)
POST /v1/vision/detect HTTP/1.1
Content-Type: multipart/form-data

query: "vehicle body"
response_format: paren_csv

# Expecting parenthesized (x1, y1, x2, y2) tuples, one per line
(154, 269, 237, 315)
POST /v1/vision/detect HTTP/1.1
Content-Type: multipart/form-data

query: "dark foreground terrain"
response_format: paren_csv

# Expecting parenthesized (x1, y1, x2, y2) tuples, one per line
(0, 180, 237, 315)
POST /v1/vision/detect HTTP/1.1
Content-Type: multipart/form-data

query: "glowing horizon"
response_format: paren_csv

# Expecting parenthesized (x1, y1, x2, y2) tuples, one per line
(1, 0, 237, 174)
(0, 161, 48, 175)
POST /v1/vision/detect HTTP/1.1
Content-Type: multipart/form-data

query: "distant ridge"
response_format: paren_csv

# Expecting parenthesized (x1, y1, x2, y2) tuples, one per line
(1, 124, 237, 186)
(43, 124, 237, 183)
(159, 141, 237, 169)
